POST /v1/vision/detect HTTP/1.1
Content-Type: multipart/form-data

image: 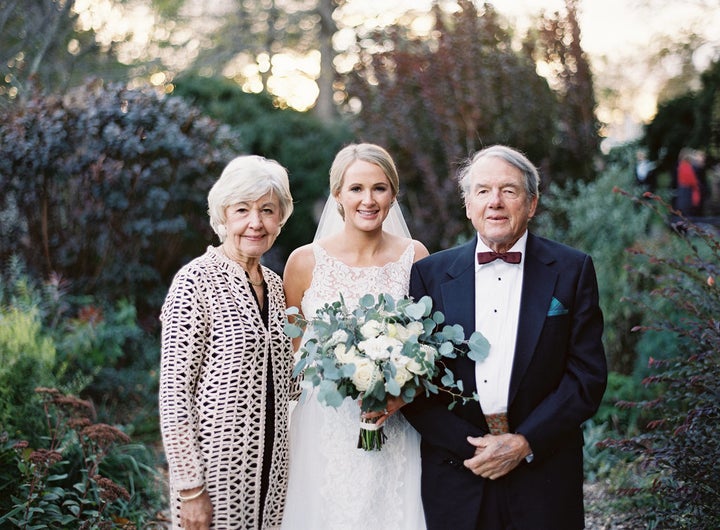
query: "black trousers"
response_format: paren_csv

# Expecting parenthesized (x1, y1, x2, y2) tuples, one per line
(476, 477, 516, 530)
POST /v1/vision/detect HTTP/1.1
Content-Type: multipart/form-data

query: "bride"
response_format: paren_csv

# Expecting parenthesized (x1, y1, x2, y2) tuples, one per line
(281, 143, 429, 529)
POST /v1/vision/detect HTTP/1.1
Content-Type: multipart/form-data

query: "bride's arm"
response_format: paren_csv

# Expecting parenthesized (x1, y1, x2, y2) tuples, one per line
(283, 245, 315, 351)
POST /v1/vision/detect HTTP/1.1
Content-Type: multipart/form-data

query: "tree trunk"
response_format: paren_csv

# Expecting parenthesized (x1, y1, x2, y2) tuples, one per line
(313, 0, 336, 122)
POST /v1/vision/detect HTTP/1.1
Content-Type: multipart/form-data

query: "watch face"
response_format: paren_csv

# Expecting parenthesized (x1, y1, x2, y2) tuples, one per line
(525, 453, 534, 463)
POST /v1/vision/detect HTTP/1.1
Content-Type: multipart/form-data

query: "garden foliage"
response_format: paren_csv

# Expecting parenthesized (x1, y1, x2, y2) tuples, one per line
(0, 79, 242, 313)
(0, 388, 163, 529)
(0, 260, 166, 527)
(598, 194, 720, 529)
(534, 155, 656, 375)
(1, 256, 160, 441)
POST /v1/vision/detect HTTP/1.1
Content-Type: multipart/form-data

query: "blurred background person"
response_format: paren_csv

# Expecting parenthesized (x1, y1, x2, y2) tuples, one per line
(634, 148, 657, 193)
(676, 148, 702, 216)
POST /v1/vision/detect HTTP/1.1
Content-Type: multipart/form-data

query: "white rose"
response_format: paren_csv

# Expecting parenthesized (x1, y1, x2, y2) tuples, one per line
(397, 321, 425, 342)
(328, 329, 349, 347)
(334, 343, 358, 364)
(351, 358, 378, 391)
(359, 319, 383, 339)
(393, 366, 414, 387)
(358, 336, 401, 361)
(390, 350, 411, 369)
(407, 345, 438, 375)
(420, 344, 438, 362)
(387, 323, 402, 340)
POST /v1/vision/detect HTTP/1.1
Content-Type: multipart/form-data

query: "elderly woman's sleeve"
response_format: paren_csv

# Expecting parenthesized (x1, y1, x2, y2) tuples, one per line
(158, 268, 209, 491)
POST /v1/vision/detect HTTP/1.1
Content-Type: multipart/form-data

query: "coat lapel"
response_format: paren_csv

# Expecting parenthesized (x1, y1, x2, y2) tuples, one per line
(440, 240, 477, 339)
(439, 240, 483, 412)
(508, 234, 558, 406)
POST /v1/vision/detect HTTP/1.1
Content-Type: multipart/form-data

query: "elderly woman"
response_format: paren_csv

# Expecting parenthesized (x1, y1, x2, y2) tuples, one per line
(159, 155, 295, 530)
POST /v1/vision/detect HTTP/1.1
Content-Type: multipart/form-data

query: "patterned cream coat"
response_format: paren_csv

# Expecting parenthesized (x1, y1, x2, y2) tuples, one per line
(159, 246, 293, 529)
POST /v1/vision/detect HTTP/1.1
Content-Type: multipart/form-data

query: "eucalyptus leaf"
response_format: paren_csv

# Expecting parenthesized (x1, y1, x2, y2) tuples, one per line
(404, 302, 426, 320)
(318, 380, 343, 408)
(284, 322, 303, 338)
(320, 358, 342, 380)
(468, 331, 491, 363)
(360, 294, 376, 307)
(386, 377, 401, 396)
(439, 341, 454, 356)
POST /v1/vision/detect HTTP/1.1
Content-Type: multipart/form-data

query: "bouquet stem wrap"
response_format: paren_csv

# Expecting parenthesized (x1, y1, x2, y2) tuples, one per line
(358, 417, 387, 451)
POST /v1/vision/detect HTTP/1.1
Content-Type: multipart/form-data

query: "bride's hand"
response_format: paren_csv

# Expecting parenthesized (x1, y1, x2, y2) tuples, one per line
(362, 395, 408, 426)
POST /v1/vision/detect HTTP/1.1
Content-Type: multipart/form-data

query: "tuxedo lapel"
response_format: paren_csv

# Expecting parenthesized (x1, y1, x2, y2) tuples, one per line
(437, 241, 481, 407)
(508, 234, 558, 406)
(440, 240, 477, 339)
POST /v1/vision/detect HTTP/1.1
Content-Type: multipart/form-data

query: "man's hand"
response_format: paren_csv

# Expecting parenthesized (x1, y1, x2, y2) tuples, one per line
(463, 433, 532, 480)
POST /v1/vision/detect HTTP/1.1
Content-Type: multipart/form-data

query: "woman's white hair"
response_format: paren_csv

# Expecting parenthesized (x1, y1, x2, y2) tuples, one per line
(207, 155, 294, 242)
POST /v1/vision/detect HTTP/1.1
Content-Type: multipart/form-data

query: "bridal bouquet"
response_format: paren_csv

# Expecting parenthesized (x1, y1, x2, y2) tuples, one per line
(285, 293, 490, 451)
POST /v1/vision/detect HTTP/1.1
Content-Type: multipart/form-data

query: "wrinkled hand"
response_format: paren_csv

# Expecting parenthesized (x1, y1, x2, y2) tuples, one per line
(180, 491, 213, 530)
(362, 395, 408, 426)
(463, 433, 531, 480)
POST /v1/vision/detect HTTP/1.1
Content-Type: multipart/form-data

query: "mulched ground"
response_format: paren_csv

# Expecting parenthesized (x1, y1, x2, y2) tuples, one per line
(147, 482, 646, 529)
(584, 481, 649, 529)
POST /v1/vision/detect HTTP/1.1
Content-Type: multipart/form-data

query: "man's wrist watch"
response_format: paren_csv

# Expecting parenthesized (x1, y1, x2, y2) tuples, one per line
(525, 452, 534, 464)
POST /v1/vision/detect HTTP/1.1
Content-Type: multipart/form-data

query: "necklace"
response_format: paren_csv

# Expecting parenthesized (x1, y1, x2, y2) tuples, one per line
(246, 273, 264, 287)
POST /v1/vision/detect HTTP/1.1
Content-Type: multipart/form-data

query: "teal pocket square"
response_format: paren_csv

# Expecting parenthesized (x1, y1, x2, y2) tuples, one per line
(548, 297, 568, 316)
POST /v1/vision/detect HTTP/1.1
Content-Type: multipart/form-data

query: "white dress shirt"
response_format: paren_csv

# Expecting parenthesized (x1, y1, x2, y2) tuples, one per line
(473, 231, 527, 415)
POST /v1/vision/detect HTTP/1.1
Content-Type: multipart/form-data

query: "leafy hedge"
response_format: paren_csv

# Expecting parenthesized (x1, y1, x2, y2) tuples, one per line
(0, 79, 242, 315)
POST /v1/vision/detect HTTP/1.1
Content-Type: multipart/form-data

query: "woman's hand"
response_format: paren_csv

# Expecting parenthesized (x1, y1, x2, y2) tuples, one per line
(363, 395, 408, 426)
(179, 488, 213, 530)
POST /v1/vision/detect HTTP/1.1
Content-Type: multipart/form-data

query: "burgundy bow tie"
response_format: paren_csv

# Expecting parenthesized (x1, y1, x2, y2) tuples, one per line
(476, 251, 522, 265)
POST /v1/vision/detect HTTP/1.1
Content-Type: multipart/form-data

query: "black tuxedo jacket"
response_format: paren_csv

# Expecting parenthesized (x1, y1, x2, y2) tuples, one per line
(403, 233, 607, 530)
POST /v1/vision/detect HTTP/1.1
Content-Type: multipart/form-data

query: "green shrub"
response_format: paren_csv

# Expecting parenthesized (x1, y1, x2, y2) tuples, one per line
(593, 371, 655, 437)
(55, 299, 161, 439)
(600, 194, 720, 529)
(0, 306, 56, 442)
(534, 158, 657, 374)
(0, 388, 165, 528)
(1, 257, 161, 441)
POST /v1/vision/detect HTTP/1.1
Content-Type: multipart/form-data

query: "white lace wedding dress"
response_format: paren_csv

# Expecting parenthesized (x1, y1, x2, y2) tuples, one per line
(281, 243, 426, 530)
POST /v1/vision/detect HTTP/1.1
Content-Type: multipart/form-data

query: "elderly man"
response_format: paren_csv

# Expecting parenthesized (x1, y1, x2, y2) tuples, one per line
(403, 145, 607, 530)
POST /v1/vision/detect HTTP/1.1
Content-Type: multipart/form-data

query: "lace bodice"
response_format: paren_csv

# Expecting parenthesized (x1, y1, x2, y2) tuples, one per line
(301, 242, 414, 318)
